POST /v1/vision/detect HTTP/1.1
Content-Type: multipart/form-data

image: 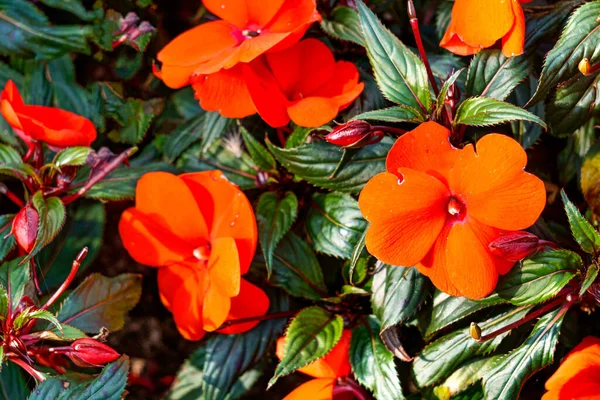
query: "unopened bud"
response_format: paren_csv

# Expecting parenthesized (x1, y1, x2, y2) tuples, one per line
(324, 120, 383, 148)
(469, 322, 482, 341)
(117, 12, 140, 34)
(66, 338, 120, 368)
(12, 204, 38, 253)
(489, 231, 552, 261)
(579, 58, 592, 76)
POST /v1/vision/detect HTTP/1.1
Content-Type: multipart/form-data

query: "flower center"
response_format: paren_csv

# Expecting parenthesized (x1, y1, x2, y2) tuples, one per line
(446, 196, 465, 220)
(193, 243, 211, 262)
(242, 29, 261, 38)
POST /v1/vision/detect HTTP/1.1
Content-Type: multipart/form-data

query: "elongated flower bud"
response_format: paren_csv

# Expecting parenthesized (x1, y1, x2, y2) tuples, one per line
(67, 338, 120, 367)
(12, 204, 39, 253)
(489, 231, 553, 261)
(324, 120, 382, 148)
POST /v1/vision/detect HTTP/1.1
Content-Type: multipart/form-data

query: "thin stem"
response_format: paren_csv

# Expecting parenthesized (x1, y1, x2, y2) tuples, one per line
(0, 183, 24, 208)
(10, 357, 45, 382)
(42, 248, 87, 311)
(371, 126, 407, 136)
(407, 0, 439, 96)
(31, 259, 42, 296)
(61, 147, 136, 205)
(276, 128, 287, 147)
(6, 266, 12, 329)
(217, 310, 297, 329)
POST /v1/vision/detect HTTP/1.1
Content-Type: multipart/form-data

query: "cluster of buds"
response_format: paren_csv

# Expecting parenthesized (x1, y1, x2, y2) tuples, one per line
(324, 120, 406, 149)
(112, 12, 156, 50)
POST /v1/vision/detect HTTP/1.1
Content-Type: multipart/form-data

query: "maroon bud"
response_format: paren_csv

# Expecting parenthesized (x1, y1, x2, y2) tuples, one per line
(66, 339, 120, 368)
(489, 231, 555, 261)
(324, 120, 383, 148)
(12, 204, 39, 253)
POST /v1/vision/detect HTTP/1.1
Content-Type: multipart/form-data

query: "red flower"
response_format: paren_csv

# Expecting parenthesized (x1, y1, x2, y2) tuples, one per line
(543, 336, 600, 399)
(358, 122, 546, 299)
(243, 39, 364, 128)
(0, 80, 96, 149)
(119, 171, 268, 340)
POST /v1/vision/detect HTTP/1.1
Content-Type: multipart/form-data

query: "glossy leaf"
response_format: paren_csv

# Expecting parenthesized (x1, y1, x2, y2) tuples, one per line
(163, 113, 206, 162)
(200, 112, 231, 155)
(435, 69, 463, 120)
(0, 362, 28, 400)
(27, 192, 66, 262)
(561, 190, 600, 254)
(240, 126, 276, 172)
(348, 226, 368, 285)
(52, 147, 92, 169)
(351, 105, 425, 124)
(307, 192, 367, 259)
(0, 257, 31, 309)
(0, 214, 15, 263)
(510, 76, 544, 149)
(256, 192, 298, 276)
(433, 356, 502, 399)
(321, 6, 364, 46)
(454, 97, 546, 129)
(56, 273, 142, 333)
(0, 144, 21, 163)
(356, 0, 430, 114)
(285, 125, 315, 149)
(270, 306, 343, 387)
(465, 50, 530, 101)
(580, 263, 599, 296)
(13, 307, 61, 331)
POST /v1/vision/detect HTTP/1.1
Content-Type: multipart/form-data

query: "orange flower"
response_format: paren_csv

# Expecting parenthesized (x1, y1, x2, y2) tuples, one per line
(155, 0, 320, 89)
(543, 336, 600, 399)
(0, 80, 96, 149)
(243, 39, 364, 128)
(440, 0, 532, 57)
(276, 330, 352, 400)
(118, 171, 269, 340)
(358, 122, 546, 299)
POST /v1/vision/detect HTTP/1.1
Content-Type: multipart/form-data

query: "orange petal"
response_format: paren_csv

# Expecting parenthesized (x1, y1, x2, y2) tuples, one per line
(203, 0, 249, 29)
(0, 80, 24, 106)
(502, 0, 525, 57)
(445, 0, 515, 49)
(180, 171, 257, 274)
(445, 220, 499, 299)
(0, 99, 23, 131)
(266, 0, 320, 33)
(287, 97, 341, 128)
(545, 337, 600, 391)
(266, 39, 335, 99)
(160, 262, 208, 341)
(203, 282, 231, 331)
(135, 172, 209, 245)
(283, 378, 336, 400)
(268, 23, 310, 53)
(191, 65, 256, 118)
(247, 0, 286, 27)
(359, 170, 449, 266)
(242, 59, 290, 127)
(118, 208, 195, 267)
(386, 121, 459, 185)
(208, 237, 241, 298)
(310, 61, 361, 99)
(440, 29, 482, 56)
(157, 21, 239, 88)
(449, 134, 546, 231)
(218, 279, 270, 334)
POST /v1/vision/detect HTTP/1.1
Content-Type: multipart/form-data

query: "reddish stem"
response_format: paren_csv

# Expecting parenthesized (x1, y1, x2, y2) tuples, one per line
(407, 0, 439, 96)
(0, 183, 24, 208)
(217, 310, 297, 330)
(42, 248, 87, 311)
(371, 126, 407, 136)
(276, 128, 287, 147)
(10, 357, 45, 382)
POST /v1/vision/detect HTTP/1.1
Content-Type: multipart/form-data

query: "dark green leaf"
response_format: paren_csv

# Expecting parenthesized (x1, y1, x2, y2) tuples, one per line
(0, 215, 15, 263)
(53, 147, 91, 169)
(580, 263, 599, 296)
(0, 257, 32, 309)
(413, 307, 531, 388)
(256, 192, 298, 276)
(37, 0, 98, 21)
(285, 125, 315, 149)
(321, 6, 364, 46)
(0, 362, 27, 400)
(356, 0, 430, 114)
(465, 50, 530, 101)
(561, 190, 600, 254)
(267, 137, 391, 193)
(454, 97, 546, 129)
(372, 264, 430, 332)
(270, 307, 343, 387)
(581, 142, 600, 214)
(240, 127, 276, 172)
(56, 273, 142, 333)
(482, 309, 565, 400)
(200, 112, 231, 155)
(351, 316, 404, 400)
(351, 105, 425, 124)
(529, 1, 600, 105)
(163, 113, 206, 162)
(27, 193, 66, 262)
(495, 250, 580, 306)
(433, 356, 501, 399)
(307, 192, 367, 259)
(348, 226, 368, 285)
(510, 76, 544, 149)
(0, 144, 21, 163)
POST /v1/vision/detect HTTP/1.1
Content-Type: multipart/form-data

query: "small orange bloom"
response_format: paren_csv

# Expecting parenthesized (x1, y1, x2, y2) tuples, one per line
(118, 171, 269, 340)
(276, 330, 352, 400)
(440, 0, 531, 57)
(155, 0, 320, 89)
(543, 336, 600, 400)
(358, 122, 546, 299)
(0, 80, 96, 149)
(243, 39, 364, 128)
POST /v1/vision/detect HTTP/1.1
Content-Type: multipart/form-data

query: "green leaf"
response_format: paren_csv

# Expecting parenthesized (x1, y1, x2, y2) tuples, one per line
(372, 264, 430, 332)
(35, 324, 87, 342)
(0, 362, 26, 399)
(356, 0, 430, 114)
(26, 193, 66, 262)
(453, 97, 547, 129)
(320, 6, 365, 46)
(270, 307, 343, 387)
(561, 189, 600, 254)
(0, 215, 15, 263)
(0, 0, 93, 60)
(434, 356, 502, 399)
(56, 273, 142, 333)
(168, 289, 289, 400)
(0, 144, 21, 163)
(580, 263, 599, 296)
(262, 232, 327, 300)
(37, 0, 98, 21)
(306, 192, 367, 259)
(0, 287, 7, 319)
(528, 1, 600, 106)
(240, 127, 276, 172)
(435, 68, 464, 120)
(256, 192, 298, 276)
(13, 307, 61, 331)
(285, 125, 315, 149)
(413, 306, 532, 388)
(351, 105, 425, 124)
(267, 137, 392, 193)
(52, 147, 91, 169)
(495, 250, 580, 306)
(0, 257, 32, 309)
(465, 50, 530, 101)
(350, 316, 404, 400)
(162, 113, 206, 163)
(348, 226, 368, 285)
(482, 309, 565, 400)
(200, 112, 232, 155)
(0, 163, 41, 184)
(510, 76, 544, 149)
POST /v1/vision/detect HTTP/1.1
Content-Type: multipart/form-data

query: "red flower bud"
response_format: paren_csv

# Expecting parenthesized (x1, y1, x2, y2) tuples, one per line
(67, 338, 120, 367)
(324, 120, 383, 148)
(489, 231, 555, 261)
(12, 204, 38, 253)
